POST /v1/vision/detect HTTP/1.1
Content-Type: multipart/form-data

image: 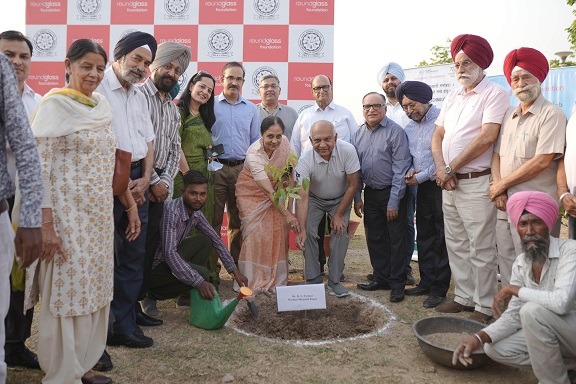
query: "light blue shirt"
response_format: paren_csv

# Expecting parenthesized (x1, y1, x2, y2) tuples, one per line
(404, 105, 440, 184)
(211, 93, 260, 161)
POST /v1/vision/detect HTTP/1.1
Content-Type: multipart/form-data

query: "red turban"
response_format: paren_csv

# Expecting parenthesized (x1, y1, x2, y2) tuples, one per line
(450, 34, 494, 69)
(503, 47, 549, 85)
(506, 191, 558, 230)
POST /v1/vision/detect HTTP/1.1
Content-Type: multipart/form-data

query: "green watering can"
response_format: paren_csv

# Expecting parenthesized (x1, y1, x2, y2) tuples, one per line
(189, 286, 253, 330)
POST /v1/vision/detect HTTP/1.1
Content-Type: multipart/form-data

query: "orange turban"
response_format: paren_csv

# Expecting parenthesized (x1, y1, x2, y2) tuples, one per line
(450, 34, 494, 69)
(503, 47, 549, 85)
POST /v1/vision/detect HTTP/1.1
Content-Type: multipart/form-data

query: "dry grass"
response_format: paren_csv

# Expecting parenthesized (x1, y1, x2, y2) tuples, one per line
(8, 216, 538, 384)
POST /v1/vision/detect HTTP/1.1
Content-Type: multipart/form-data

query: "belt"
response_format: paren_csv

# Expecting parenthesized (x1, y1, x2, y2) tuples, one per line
(0, 199, 7, 215)
(455, 168, 491, 180)
(218, 159, 245, 167)
(131, 160, 142, 169)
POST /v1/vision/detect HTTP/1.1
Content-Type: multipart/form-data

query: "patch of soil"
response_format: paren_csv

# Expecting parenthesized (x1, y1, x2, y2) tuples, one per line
(228, 293, 389, 341)
(425, 332, 471, 350)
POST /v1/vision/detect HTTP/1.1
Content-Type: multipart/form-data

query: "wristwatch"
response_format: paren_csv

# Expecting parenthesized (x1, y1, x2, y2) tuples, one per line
(445, 165, 452, 174)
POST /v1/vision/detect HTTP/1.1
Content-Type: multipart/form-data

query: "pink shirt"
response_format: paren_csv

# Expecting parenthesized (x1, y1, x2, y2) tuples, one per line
(436, 76, 509, 173)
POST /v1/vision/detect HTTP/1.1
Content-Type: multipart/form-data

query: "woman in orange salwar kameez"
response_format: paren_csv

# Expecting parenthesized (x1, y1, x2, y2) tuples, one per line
(235, 116, 300, 293)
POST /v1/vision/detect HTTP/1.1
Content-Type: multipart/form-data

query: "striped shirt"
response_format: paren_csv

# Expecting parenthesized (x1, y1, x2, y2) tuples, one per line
(137, 78, 181, 186)
(483, 237, 576, 343)
(404, 105, 440, 184)
(153, 198, 237, 287)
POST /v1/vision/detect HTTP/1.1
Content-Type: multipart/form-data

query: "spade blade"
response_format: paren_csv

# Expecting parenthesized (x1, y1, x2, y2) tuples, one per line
(246, 299, 259, 318)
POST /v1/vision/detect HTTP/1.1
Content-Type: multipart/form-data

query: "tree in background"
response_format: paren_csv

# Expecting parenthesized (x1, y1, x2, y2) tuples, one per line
(550, 0, 576, 68)
(417, 38, 453, 67)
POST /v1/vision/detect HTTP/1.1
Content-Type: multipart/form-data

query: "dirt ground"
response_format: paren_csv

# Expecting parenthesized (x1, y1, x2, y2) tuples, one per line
(8, 217, 540, 384)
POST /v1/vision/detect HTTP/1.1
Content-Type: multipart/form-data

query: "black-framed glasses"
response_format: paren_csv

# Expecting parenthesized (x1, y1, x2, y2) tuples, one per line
(224, 75, 244, 82)
(312, 85, 331, 92)
(193, 70, 215, 82)
(362, 104, 383, 111)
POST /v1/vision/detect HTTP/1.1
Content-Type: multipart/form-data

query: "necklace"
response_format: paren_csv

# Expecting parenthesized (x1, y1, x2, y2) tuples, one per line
(189, 108, 199, 116)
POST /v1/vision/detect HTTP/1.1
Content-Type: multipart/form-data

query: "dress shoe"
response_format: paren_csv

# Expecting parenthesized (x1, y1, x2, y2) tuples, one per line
(92, 350, 113, 372)
(390, 288, 405, 302)
(406, 271, 416, 286)
(176, 293, 190, 308)
(81, 371, 113, 384)
(140, 298, 162, 318)
(107, 332, 153, 348)
(366, 273, 375, 281)
(423, 295, 447, 309)
(135, 325, 144, 335)
(435, 300, 475, 313)
(405, 285, 430, 296)
(5, 346, 40, 370)
(468, 310, 493, 324)
(136, 311, 163, 327)
(357, 281, 390, 291)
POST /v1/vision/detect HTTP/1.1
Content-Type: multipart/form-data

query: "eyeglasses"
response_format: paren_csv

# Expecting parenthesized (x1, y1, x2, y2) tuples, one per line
(402, 102, 419, 112)
(259, 84, 279, 90)
(312, 85, 331, 92)
(193, 70, 215, 82)
(453, 60, 473, 70)
(161, 63, 181, 77)
(224, 75, 244, 82)
(362, 104, 383, 111)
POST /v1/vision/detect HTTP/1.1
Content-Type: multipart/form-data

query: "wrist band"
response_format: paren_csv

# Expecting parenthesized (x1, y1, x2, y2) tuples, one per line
(560, 192, 571, 203)
(125, 205, 137, 212)
(474, 333, 484, 346)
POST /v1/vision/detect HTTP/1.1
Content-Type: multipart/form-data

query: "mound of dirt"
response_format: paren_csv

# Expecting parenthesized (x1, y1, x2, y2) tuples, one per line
(228, 293, 389, 341)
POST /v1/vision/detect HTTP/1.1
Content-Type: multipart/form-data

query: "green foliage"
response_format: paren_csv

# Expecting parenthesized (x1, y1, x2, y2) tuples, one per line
(264, 152, 309, 209)
(417, 38, 453, 67)
(550, 0, 576, 67)
(550, 58, 576, 68)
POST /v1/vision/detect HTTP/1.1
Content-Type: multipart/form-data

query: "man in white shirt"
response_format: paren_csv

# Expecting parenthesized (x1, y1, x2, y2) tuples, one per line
(0, 30, 42, 371)
(453, 191, 576, 384)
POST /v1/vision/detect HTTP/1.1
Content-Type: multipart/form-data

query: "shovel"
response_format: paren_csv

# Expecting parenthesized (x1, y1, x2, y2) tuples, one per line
(242, 284, 259, 318)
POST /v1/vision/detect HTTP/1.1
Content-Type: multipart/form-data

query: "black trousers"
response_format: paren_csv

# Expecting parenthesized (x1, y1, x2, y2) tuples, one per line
(364, 186, 407, 289)
(138, 197, 164, 302)
(4, 196, 33, 355)
(415, 181, 451, 296)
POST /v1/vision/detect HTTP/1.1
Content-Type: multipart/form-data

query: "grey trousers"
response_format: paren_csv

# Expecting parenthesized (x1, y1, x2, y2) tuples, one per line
(485, 302, 576, 384)
(304, 194, 351, 284)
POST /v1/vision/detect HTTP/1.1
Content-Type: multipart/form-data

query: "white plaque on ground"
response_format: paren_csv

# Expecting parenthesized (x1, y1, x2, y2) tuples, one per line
(276, 284, 326, 312)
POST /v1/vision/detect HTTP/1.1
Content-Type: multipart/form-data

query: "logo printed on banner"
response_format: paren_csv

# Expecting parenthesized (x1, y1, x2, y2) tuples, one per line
(207, 29, 233, 57)
(252, 0, 279, 20)
(33, 29, 58, 56)
(298, 29, 324, 58)
(250, 66, 277, 95)
(119, 29, 139, 39)
(164, 0, 190, 19)
(77, 0, 102, 19)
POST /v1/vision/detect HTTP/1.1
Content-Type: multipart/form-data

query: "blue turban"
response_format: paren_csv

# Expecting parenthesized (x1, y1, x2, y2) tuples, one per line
(114, 31, 157, 62)
(395, 81, 433, 106)
(376, 62, 405, 85)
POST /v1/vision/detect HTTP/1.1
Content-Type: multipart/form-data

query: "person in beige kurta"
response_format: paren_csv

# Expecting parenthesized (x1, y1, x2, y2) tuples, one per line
(22, 40, 125, 384)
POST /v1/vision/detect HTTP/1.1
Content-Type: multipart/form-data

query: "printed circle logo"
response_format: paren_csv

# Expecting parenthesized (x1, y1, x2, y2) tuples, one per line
(298, 104, 313, 114)
(77, 0, 101, 16)
(165, 0, 189, 16)
(252, 66, 277, 89)
(177, 72, 188, 91)
(33, 29, 57, 54)
(254, 0, 280, 16)
(299, 30, 324, 54)
(208, 29, 233, 54)
(119, 29, 139, 39)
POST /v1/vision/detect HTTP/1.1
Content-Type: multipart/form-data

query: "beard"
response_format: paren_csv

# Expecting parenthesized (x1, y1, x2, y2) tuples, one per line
(384, 85, 396, 99)
(521, 234, 549, 266)
(513, 83, 540, 103)
(183, 199, 203, 212)
(120, 59, 145, 85)
(155, 74, 177, 92)
(457, 66, 483, 88)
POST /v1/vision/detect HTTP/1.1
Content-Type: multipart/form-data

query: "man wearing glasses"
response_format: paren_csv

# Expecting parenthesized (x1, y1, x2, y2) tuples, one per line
(431, 34, 509, 323)
(290, 74, 357, 277)
(256, 74, 298, 140)
(211, 62, 260, 264)
(355, 92, 411, 303)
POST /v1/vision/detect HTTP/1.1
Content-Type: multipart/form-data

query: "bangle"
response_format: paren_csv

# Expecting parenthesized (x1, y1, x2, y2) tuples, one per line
(125, 205, 137, 212)
(42, 220, 53, 225)
(474, 333, 484, 346)
(560, 192, 571, 203)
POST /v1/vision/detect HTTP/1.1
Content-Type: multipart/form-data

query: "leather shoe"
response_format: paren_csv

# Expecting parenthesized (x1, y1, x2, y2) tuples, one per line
(107, 332, 153, 348)
(136, 311, 163, 327)
(5, 346, 40, 370)
(405, 285, 430, 296)
(423, 295, 446, 309)
(92, 350, 113, 372)
(366, 273, 375, 281)
(435, 300, 475, 313)
(357, 281, 390, 291)
(81, 371, 112, 384)
(469, 310, 493, 324)
(406, 271, 416, 286)
(390, 288, 405, 302)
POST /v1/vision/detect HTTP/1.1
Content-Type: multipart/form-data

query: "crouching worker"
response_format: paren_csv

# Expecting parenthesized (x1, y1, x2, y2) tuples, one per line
(145, 170, 248, 304)
(452, 191, 576, 383)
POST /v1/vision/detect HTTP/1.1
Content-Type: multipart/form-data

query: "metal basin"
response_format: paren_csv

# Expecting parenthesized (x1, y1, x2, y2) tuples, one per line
(413, 316, 491, 370)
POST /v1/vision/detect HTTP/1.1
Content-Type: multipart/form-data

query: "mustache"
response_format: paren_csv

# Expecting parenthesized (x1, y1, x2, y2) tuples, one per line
(129, 67, 145, 79)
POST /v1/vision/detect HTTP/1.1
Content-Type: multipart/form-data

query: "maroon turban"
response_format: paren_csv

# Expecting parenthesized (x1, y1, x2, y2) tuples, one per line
(506, 191, 558, 230)
(503, 47, 549, 85)
(450, 34, 494, 69)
